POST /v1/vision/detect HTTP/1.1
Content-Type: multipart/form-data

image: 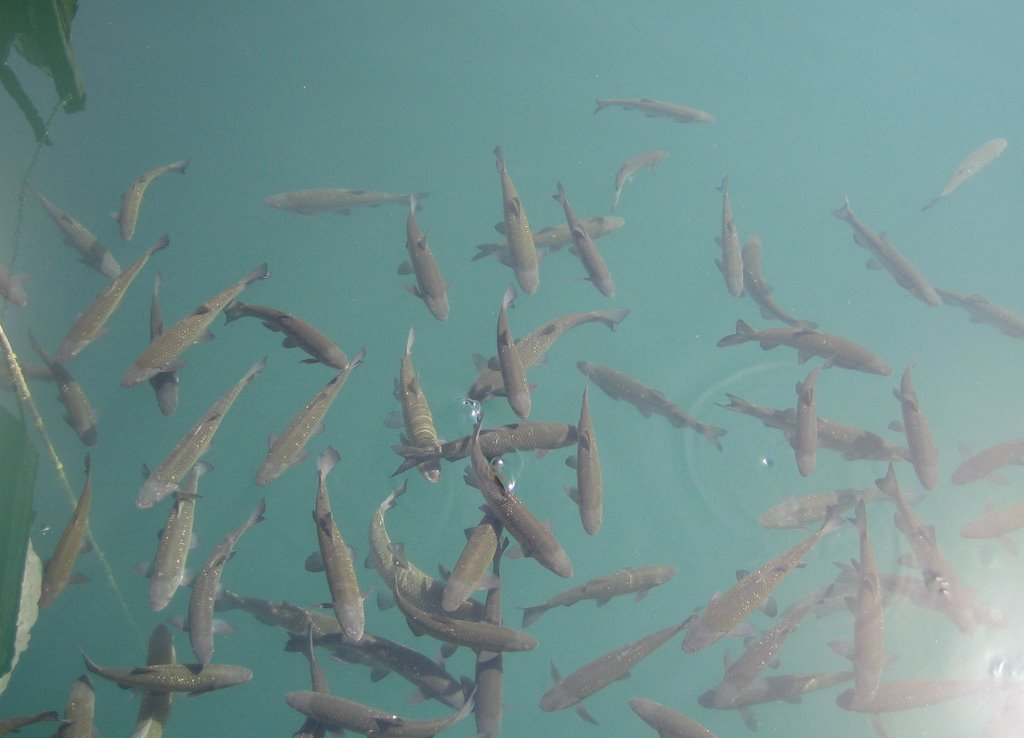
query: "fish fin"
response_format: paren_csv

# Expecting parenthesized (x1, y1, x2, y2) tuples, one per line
(520, 605, 544, 628)
(440, 642, 458, 659)
(397, 260, 413, 275)
(866, 258, 883, 270)
(740, 707, 760, 730)
(565, 455, 578, 469)
(376, 590, 396, 610)
(69, 571, 89, 585)
(595, 595, 612, 606)
(281, 336, 298, 348)
(759, 597, 778, 617)
(888, 418, 906, 432)
(576, 705, 599, 725)
(564, 485, 580, 504)
(796, 349, 813, 363)
(370, 665, 390, 682)
(999, 536, 1018, 556)
(383, 410, 404, 429)
(266, 433, 278, 449)
(298, 357, 320, 364)
(549, 662, 562, 682)
(437, 563, 450, 581)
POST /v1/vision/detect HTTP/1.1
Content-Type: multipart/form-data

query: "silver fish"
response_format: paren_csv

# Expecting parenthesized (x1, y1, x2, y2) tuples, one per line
(893, 364, 938, 490)
(264, 188, 428, 215)
(937, 287, 1024, 339)
(117, 157, 190, 241)
(495, 145, 539, 294)
(496, 285, 530, 418)
(612, 151, 668, 211)
(553, 181, 614, 297)
(714, 175, 744, 297)
(285, 691, 475, 738)
(131, 624, 176, 738)
(83, 655, 252, 695)
(148, 462, 208, 611)
(34, 189, 121, 278)
(923, 137, 1007, 211)
(792, 363, 824, 477)
(224, 300, 349, 369)
(629, 698, 718, 738)
(594, 98, 715, 123)
(568, 384, 603, 534)
(148, 272, 180, 415)
(398, 194, 449, 320)
(951, 438, 1024, 485)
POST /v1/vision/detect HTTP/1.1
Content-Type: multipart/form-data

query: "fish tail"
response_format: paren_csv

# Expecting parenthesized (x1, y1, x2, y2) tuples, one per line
(716, 175, 729, 193)
(406, 326, 415, 355)
(223, 300, 246, 323)
(171, 157, 191, 174)
(598, 308, 631, 331)
(552, 182, 567, 205)
(831, 194, 852, 220)
(242, 262, 270, 285)
(703, 425, 728, 452)
(921, 196, 940, 212)
(716, 319, 754, 347)
(593, 99, 608, 114)
(520, 605, 546, 628)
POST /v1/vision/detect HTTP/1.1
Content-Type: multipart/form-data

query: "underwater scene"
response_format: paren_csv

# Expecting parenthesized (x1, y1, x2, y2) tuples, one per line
(2, 1, 1023, 736)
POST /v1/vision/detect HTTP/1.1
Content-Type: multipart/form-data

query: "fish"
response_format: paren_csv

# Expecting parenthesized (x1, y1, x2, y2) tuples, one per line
(56, 234, 169, 361)
(83, 654, 252, 695)
(215, 589, 342, 639)
(567, 384, 603, 534)
(297, 630, 468, 709)
(718, 393, 906, 462)
(578, 361, 726, 450)
(0, 711, 60, 736)
(137, 356, 266, 508)
(148, 462, 208, 611)
(923, 137, 1007, 211)
(284, 691, 475, 738)
(38, 454, 92, 609)
(759, 487, 881, 530)
(540, 620, 686, 723)
(291, 626, 330, 738)
(937, 287, 1024, 338)
(714, 176, 744, 297)
(717, 319, 892, 375)
(58, 674, 95, 738)
(148, 273, 180, 415)
(741, 234, 817, 329)
(876, 463, 975, 634)
(474, 215, 625, 263)
(393, 571, 536, 653)
(366, 482, 484, 621)
(398, 194, 449, 320)
(841, 499, 885, 706)
(520, 565, 677, 628)
(702, 589, 822, 708)
(494, 145, 539, 294)
(832, 196, 940, 307)
(611, 151, 668, 211)
(792, 363, 824, 477)
(629, 698, 718, 738)
(0, 358, 53, 391)
(467, 307, 630, 403)
(313, 446, 365, 641)
(131, 624, 176, 738)
(224, 300, 349, 369)
(474, 537, 507, 738)
(117, 157, 190, 240)
(121, 262, 270, 387)
(27, 331, 97, 446)
(682, 513, 842, 652)
(0, 265, 27, 306)
(264, 188, 429, 215)
(960, 500, 1024, 554)
(465, 419, 574, 578)
(394, 326, 442, 482)
(952, 439, 1024, 485)
(553, 181, 614, 297)
(391, 422, 578, 477)
(34, 189, 121, 278)
(441, 513, 500, 612)
(893, 364, 939, 490)
(594, 98, 715, 124)
(188, 498, 266, 663)
(255, 348, 365, 486)
(837, 678, 1004, 713)
(699, 671, 854, 729)
(496, 285, 530, 418)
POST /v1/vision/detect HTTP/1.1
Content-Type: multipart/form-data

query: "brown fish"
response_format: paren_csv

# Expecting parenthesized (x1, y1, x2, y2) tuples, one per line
(475, 216, 624, 263)
(742, 235, 817, 329)
(629, 698, 718, 738)
(922, 137, 1007, 211)
(131, 624, 176, 738)
(224, 299, 348, 370)
(496, 285, 530, 418)
(148, 272, 180, 416)
(567, 384, 603, 535)
(121, 262, 270, 387)
(34, 189, 120, 278)
(441, 513, 500, 613)
(148, 462, 207, 611)
(57, 234, 169, 361)
(893, 364, 938, 490)
(960, 500, 1024, 554)
(28, 331, 97, 446)
(682, 513, 842, 652)
(495, 145, 539, 294)
(951, 439, 1024, 485)
(0, 265, 27, 307)
(833, 196, 940, 307)
(937, 287, 1024, 339)
(594, 98, 715, 123)
(39, 455, 92, 608)
(578, 361, 726, 450)
(58, 674, 95, 738)
(541, 620, 686, 723)
(553, 182, 614, 297)
(264, 188, 428, 215)
(520, 565, 677, 627)
(117, 157, 190, 241)
(714, 175, 744, 297)
(474, 537, 506, 738)
(0, 711, 60, 736)
(398, 194, 449, 320)
(83, 655, 252, 695)
(837, 678, 1002, 713)
(792, 363, 824, 477)
(612, 151, 668, 211)
(843, 499, 885, 705)
(285, 691, 474, 738)
(393, 326, 441, 482)
(717, 319, 892, 375)
(759, 487, 881, 530)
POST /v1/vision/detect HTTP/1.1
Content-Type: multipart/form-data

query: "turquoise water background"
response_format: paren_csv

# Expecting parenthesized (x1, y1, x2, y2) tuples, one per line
(2, 1, 1024, 735)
